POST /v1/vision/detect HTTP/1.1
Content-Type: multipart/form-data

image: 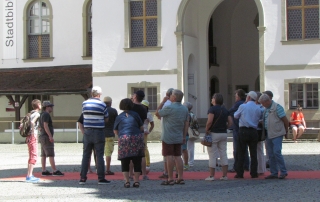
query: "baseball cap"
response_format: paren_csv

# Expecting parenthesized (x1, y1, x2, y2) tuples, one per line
(141, 100, 149, 107)
(103, 96, 112, 103)
(135, 90, 145, 98)
(42, 101, 54, 107)
(246, 91, 257, 100)
(263, 90, 273, 98)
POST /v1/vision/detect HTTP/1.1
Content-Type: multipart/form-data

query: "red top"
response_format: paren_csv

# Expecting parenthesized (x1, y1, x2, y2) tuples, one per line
(290, 111, 304, 125)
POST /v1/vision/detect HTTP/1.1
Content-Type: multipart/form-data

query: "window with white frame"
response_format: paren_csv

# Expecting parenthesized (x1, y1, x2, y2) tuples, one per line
(287, 0, 319, 40)
(130, 0, 158, 47)
(132, 87, 157, 110)
(88, 2, 92, 56)
(290, 83, 318, 108)
(28, 1, 51, 58)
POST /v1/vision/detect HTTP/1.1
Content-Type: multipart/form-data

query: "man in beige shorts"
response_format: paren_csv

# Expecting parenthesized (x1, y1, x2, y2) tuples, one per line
(103, 96, 118, 175)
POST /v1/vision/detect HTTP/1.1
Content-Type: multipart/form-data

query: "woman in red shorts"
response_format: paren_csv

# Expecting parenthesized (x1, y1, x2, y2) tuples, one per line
(290, 106, 306, 143)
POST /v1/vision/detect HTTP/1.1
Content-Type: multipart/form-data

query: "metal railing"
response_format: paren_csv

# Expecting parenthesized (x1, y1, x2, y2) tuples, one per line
(0, 120, 80, 144)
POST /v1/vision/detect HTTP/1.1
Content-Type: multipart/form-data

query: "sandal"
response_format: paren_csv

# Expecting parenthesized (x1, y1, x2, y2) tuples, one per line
(161, 180, 175, 186)
(158, 173, 168, 179)
(105, 170, 115, 175)
(175, 179, 185, 185)
(124, 182, 130, 188)
(133, 182, 140, 188)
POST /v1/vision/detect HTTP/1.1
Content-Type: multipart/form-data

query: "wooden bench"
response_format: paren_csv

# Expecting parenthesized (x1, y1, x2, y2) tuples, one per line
(288, 127, 320, 142)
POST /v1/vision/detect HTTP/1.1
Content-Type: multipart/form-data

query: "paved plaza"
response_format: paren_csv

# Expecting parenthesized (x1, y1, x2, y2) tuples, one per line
(0, 141, 319, 201)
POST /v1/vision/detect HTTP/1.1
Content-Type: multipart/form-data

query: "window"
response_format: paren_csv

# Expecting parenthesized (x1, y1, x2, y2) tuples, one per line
(287, 0, 319, 40)
(290, 83, 318, 108)
(124, 0, 161, 50)
(28, 1, 51, 58)
(132, 87, 157, 110)
(88, 2, 92, 56)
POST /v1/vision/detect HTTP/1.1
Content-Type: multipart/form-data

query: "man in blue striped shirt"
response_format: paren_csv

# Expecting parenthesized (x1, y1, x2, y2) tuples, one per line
(79, 86, 110, 185)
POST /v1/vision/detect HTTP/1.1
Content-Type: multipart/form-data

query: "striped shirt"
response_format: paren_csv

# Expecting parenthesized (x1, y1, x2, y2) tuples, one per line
(82, 98, 109, 128)
(263, 101, 286, 129)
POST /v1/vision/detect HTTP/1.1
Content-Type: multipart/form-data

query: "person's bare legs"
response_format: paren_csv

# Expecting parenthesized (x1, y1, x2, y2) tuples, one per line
(134, 172, 140, 184)
(106, 156, 111, 172)
(123, 172, 129, 183)
(174, 156, 184, 180)
(41, 156, 46, 171)
(166, 156, 175, 181)
(222, 165, 228, 177)
(27, 164, 34, 177)
(49, 157, 57, 171)
(182, 149, 188, 167)
(292, 127, 298, 142)
(297, 126, 305, 139)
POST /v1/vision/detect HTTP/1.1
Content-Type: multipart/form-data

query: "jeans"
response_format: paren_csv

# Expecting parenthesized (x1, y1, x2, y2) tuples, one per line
(80, 128, 106, 180)
(236, 127, 258, 177)
(233, 129, 250, 170)
(266, 135, 287, 176)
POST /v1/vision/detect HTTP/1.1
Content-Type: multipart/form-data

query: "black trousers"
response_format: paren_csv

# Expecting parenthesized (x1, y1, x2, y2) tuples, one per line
(236, 127, 258, 177)
(120, 156, 142, 172)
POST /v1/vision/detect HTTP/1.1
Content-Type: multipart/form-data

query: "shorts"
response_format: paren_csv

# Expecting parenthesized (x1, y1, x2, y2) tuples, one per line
(104, 137, 115, 157)
(290, 124, 303, 128)
(162, 142, 182, 157)
(39, 135, 55, 157)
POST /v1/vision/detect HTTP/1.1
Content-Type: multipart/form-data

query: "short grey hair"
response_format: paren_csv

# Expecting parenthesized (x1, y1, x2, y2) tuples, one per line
(172, 89, 184, 102)
(183, 102, 193, 111)
(258, 94, 270, 103)
(92, 86, 102, 97)
(166, 88, 174, 96)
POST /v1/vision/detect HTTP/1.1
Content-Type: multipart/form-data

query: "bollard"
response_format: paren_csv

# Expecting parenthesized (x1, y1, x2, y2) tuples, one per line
(76, 122, 79, 143)
(11, 121, 14, 144)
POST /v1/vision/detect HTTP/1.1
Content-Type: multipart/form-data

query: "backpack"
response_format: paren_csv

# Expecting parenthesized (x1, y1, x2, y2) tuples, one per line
(19, 111, 36, 138)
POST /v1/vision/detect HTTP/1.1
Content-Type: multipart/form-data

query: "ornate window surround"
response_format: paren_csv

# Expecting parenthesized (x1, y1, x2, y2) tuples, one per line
(123, 0, 162, 52)
(281, 0, 320, 45)
(82, 0, 92, 60)
(127, 81, 160, 110)
(23, 0, 54, 62)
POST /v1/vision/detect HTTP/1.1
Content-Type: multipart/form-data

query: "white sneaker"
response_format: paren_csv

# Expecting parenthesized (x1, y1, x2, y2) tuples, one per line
(205, 176, 214, 181)
(220, 176, 228, 180)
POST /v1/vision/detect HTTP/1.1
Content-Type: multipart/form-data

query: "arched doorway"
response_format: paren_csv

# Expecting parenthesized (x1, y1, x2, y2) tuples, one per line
(178, 0, 265, 118)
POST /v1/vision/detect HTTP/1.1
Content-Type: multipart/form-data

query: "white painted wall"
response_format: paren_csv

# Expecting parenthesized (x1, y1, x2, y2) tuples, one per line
(53, 95, 83, 117)
(0, 0, 92, 69)
(263, 1, 320, 65)
(265, 69, 320, 107)
(92, 0, 181, 73)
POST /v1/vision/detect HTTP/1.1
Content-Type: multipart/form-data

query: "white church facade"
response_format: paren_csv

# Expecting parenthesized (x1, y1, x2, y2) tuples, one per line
(0, 0, 319, 130)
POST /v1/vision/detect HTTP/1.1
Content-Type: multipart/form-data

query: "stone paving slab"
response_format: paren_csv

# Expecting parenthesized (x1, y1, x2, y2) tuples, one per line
(0, 142, 319, 201)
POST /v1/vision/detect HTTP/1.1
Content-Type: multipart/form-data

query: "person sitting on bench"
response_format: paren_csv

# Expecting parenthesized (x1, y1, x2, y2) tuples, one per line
(289, 106, 306, 142)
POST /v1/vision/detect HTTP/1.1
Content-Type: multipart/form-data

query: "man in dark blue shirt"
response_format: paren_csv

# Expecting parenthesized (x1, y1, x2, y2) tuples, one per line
(228, 89, 249, 172)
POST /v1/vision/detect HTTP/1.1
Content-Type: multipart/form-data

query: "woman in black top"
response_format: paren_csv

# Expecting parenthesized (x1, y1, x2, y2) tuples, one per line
(204, 93, 233, 181)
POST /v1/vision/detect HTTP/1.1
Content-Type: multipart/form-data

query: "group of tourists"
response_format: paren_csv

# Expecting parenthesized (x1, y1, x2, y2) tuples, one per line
(24, 86, 299, 186)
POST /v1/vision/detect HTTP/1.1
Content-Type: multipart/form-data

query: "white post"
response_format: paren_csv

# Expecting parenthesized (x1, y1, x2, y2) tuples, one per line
(76, 122, 79, 143)
(11, 121, 14, 144)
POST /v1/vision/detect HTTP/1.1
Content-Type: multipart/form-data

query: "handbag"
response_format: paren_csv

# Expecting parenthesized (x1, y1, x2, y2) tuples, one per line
(188, 127, 200, 140)
(201, 109, 222, 147)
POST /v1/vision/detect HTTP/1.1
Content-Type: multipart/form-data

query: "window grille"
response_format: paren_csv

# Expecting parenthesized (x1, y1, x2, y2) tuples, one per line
(287, 0, 319, 40)
(290, 83, 318, 108)
(28, 1, 51, 58)
(88, 2, 92, 56)
(130, 0, 158, 47)
(132, 87, 158, 111)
